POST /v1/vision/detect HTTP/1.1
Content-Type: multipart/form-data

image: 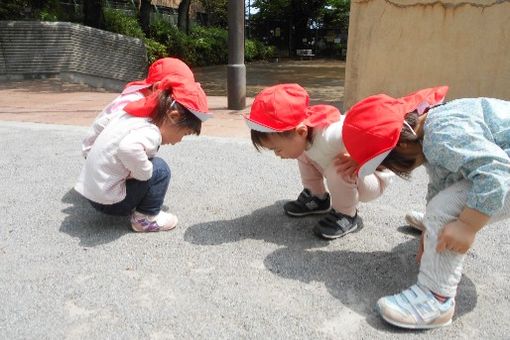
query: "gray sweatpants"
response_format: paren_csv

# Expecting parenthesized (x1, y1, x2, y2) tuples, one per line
(418, 180, 510, 297)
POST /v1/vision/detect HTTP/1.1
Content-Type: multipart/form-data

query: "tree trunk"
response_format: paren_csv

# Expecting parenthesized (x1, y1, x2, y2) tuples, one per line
(83, 0, 104, 29)
(178, 0, 191, 33)
(138, 0, 152, 35)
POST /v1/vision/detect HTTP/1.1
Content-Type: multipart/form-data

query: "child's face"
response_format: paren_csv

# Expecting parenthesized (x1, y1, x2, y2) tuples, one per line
(159, 111, 194, 145)
(260, 125, 309, 159)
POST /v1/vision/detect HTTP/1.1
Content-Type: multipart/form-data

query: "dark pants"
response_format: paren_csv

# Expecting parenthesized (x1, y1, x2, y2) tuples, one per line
(89, 157, 171, 216)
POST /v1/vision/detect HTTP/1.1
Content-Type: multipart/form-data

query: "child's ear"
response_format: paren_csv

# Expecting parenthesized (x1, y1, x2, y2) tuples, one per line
(296, 123, 308, 137)
(167, 110, 180, 123)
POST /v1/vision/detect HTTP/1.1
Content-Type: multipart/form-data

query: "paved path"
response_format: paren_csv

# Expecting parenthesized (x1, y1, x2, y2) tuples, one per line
(0, 79, 251, 139)
(0, 81, 509, 339)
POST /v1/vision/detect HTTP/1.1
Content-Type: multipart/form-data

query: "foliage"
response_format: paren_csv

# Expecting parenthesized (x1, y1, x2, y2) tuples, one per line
(251, 0, 350, 57)
(322, 0, 350, 32)
(245, 39, 275, 61)
(149, 18, 192, 62)
(0, 0, 77, 22)
(0, 0, 32, 20)
(144, 38, 168, 64)
(0, 0, 277, 66)
(103, 8, 144, 39)
(199, 0, 228, 28)
(189, 26, 228, 66)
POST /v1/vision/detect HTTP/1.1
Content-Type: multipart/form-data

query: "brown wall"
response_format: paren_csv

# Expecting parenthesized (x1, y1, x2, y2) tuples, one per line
(344, 0, 510, 108)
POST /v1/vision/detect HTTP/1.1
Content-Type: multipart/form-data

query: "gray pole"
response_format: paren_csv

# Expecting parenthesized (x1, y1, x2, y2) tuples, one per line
(227, 0, 246, 110)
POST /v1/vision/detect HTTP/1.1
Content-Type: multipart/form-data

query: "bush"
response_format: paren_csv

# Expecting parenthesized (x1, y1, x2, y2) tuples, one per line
(245, 39, 276, 62)
(103, 8, 144, 39)
(149, 18, 193, 63)
(244, 39, 257, 62)
(144, 38, 168, 64)
(189, 26, 228, 66)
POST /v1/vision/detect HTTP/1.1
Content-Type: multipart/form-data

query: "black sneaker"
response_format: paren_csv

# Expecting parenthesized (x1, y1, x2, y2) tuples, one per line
(312, 209, 362, 240)
(283, 189, 331, 217)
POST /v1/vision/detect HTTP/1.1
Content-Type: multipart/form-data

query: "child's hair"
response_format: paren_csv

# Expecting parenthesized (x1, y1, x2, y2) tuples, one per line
(251, 127, 314, 151)
(152, 89, 202, 135)
(380, 111, 423, 178)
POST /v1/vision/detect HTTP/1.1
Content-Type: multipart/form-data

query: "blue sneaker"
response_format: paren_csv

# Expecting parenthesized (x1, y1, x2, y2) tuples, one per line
(377, 284, 455, 329)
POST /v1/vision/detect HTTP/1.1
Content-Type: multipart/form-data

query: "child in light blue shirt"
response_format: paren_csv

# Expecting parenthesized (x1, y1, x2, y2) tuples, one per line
(339, 86, 510, 329)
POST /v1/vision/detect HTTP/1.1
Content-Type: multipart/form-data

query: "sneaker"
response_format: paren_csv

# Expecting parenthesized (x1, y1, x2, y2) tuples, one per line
(130, 211, 178, 232)
(377, 284, 455, 329)
(283, 189, 331, 217)
(312, 209, 362, 239)
(405, 211, 425, 232)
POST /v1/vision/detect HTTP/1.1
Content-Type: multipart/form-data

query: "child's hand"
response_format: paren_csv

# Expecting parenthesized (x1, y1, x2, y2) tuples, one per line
(335, 153, 359, 184)
(436, 219, 477, 254)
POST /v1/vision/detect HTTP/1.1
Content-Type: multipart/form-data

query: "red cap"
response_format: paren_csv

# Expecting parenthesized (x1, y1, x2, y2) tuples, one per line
(244, 84, 340, 132)
(123, 57, 195, 94)
(342, 86, 448, 177)
(124, 75, 213, 121)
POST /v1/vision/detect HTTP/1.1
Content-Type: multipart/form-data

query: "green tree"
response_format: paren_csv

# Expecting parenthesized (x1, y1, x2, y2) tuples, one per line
(252, 0, 326, 53)
(200, 0, 228, 28)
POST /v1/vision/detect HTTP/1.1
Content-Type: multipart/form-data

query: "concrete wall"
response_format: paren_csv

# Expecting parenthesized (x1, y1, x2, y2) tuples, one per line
(0, 21, 147, 91)
(344, 0, 510, 108)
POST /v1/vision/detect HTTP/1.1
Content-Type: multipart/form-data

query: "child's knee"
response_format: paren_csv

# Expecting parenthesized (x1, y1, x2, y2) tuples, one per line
(151, 157, 171, 179)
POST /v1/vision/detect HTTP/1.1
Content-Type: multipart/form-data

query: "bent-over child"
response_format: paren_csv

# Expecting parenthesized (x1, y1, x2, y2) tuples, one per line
(81, 57, 195, 159)
(75, 75, 212, 232)
(244, 83, 394, 239)
(340, 85, 510, 329)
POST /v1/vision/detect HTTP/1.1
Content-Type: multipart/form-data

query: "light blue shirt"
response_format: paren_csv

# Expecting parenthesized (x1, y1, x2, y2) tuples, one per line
(423, 98, 510, 216)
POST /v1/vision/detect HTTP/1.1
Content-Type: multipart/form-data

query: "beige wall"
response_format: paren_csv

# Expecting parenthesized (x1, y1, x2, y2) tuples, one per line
(344, 0, 510, 108)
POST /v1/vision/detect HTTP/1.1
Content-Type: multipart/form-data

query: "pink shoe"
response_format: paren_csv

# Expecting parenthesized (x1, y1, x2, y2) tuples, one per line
(130, 211, 178, 232)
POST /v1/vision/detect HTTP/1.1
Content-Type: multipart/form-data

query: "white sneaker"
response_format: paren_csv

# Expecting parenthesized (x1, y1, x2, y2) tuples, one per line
(130, 211, 178, 232)
(405, 211, 425, 232)
(377, 284, 455, 329)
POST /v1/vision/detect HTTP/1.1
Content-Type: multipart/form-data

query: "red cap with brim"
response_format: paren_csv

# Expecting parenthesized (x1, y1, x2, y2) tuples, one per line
(123, 76, 212, 121)
(244, 83, 341, 132)
(342, 86, 448, 177)
(123, 57, 195, 95)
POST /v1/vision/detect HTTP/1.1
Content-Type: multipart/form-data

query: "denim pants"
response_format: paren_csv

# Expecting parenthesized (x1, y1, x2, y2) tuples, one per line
(90, 157, 171, 216)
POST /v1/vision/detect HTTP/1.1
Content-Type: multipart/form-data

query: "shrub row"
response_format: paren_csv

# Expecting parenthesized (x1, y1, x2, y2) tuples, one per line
(104, 9, 275, 66)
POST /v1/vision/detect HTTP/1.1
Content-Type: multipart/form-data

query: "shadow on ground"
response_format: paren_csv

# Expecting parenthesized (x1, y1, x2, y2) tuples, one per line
(185, 202, 477, 331)
(264, 240, 477, 332)
(184, 201, 330, 249)
(59, 189, 131, 247)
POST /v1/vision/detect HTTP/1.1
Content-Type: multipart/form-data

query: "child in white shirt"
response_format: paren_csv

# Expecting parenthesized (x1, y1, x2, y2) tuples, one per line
(75, 76, 212, 232)
(244, 83, 393, 239)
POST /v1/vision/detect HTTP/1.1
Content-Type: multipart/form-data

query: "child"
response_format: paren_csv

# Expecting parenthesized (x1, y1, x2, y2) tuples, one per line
(81, 57, 195, 159)
(244, 83, 394, 239)
(75, 75, 212, 232)
(340, 85, 510, 329)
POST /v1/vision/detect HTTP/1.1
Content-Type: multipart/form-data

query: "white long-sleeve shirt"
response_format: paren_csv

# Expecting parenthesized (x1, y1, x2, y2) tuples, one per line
(305, 120, 346, 169)
(75, 93, 162, 205)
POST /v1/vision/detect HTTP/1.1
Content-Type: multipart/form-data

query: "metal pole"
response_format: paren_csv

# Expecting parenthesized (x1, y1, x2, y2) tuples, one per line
(227, 0, 246, 110)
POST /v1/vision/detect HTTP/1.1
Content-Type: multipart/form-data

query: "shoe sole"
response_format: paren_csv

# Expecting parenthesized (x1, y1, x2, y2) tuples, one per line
(285, 208, 331, 217)
(378, 305, 452, 329)
(380, 314, 452, 329)
(314, 219, 363, 240)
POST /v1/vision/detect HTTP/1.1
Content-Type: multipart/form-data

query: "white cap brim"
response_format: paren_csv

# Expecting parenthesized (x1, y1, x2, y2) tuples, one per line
(358, 150, 392, 177)
(122, 84, 152, 95)
(188, 108, 213, 122)
(243, 116, 279, 132)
